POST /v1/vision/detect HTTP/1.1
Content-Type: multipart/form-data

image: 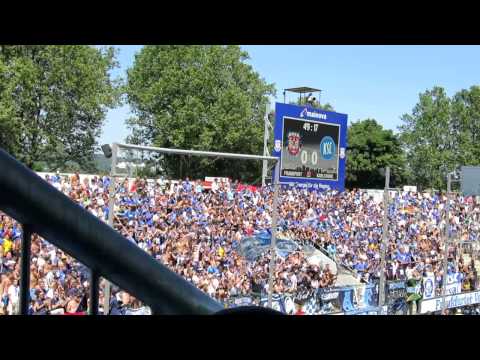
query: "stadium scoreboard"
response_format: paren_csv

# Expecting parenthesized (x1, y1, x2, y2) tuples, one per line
(272, 102, 348, 191)
(461, 166, 480, 196)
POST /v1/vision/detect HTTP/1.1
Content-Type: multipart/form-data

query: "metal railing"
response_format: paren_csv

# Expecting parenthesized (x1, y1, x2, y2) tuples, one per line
(0, 148, 226, 315)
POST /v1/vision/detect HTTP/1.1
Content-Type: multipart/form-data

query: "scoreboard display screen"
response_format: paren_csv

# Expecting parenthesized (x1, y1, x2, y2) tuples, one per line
(272, 103, 348, 191)
(281, 117, 339, 180)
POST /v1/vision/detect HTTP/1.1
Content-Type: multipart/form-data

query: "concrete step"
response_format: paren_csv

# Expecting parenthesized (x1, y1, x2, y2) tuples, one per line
(335, 272, 362, 287)
(301, 244, 338, 274)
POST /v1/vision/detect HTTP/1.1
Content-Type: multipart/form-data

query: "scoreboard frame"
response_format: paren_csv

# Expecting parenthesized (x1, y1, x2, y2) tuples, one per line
(272, 102, 348, 191)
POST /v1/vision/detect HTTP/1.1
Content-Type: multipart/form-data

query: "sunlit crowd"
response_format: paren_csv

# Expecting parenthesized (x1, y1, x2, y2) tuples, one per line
(0, 172, 479, 315)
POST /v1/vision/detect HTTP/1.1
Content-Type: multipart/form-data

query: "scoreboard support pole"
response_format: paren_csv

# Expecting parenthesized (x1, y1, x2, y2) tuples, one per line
(104, 142, 119, 315)
(378, 166, 390, 313)
(267, 162, 280, 309)
(262, 103, 270, 187)
(441, 173, 453, 315)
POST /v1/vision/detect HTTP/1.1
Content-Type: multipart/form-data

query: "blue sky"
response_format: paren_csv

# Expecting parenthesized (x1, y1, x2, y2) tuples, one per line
(100, 45, 480, 145)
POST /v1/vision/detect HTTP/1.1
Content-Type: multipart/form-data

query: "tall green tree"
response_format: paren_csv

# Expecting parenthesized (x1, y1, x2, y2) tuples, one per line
(346, 119, 407, 189)
(0, 58, 20, 158)
(0, 45, 121, 171)
(451, 86, 480, 166)
(399, 86, 456, 189)
(125, 45, 275, 181)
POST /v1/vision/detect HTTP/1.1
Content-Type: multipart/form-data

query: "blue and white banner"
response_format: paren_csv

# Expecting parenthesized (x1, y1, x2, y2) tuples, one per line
(302, 296, 321, 315)
(283, 295, 296, 315)
(420, 290, 480, 314)
(423, 275, 436, 300)
(350, 284, 378, 309)
(345, 306, 380, 315)
(338, 284, 378, 313)
(259, 294, 285, 313)
(385, 281, 407, 304)
(354, 285, 366, 308)
(257, 284, 379, 315)
(124, 306, 152, 315)
(446, 273, 462, 295)
(233, 297, 254, 307)
(339, 287, 355, 312)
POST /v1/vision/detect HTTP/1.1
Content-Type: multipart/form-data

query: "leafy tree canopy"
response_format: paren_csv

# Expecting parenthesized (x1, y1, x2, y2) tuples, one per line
(0, 45, 121, 171)
(125, 45, 275, 181)
(347, 118, 407, 189)
(399, 86, 480, 189)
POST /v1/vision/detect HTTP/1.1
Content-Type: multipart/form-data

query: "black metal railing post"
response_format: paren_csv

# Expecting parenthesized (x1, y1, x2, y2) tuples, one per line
(89, 269, 99, 315)
(0, 148, 224, 314)
(19, 224, 32, 315)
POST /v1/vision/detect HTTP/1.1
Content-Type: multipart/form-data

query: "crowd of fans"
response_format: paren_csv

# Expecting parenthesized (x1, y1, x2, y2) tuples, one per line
(285, 189, 480, 293)
(0, 171, 479, 315)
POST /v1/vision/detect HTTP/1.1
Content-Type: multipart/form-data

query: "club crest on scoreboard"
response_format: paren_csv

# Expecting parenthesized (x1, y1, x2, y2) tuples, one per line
(287, 132, 301, 156)
(274, 139, 282, 153)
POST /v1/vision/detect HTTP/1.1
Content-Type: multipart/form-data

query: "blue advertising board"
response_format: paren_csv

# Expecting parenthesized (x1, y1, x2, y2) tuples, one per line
(272, 103, 348, 191)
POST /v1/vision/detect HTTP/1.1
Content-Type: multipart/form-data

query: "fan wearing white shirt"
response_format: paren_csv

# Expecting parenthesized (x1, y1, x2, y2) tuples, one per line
(7, 278, 19, 315)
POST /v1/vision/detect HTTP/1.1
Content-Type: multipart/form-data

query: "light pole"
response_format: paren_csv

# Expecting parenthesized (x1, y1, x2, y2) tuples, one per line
(104, 142, 119, 315)
(441, 172, 456, 314)
(267, 162, 280, 308)
(378, 166, 390, 314)
(262, 103, 271, 187)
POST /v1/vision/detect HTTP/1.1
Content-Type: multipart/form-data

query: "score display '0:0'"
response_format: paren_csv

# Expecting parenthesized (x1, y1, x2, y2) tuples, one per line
(300, 150, 318, 166)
